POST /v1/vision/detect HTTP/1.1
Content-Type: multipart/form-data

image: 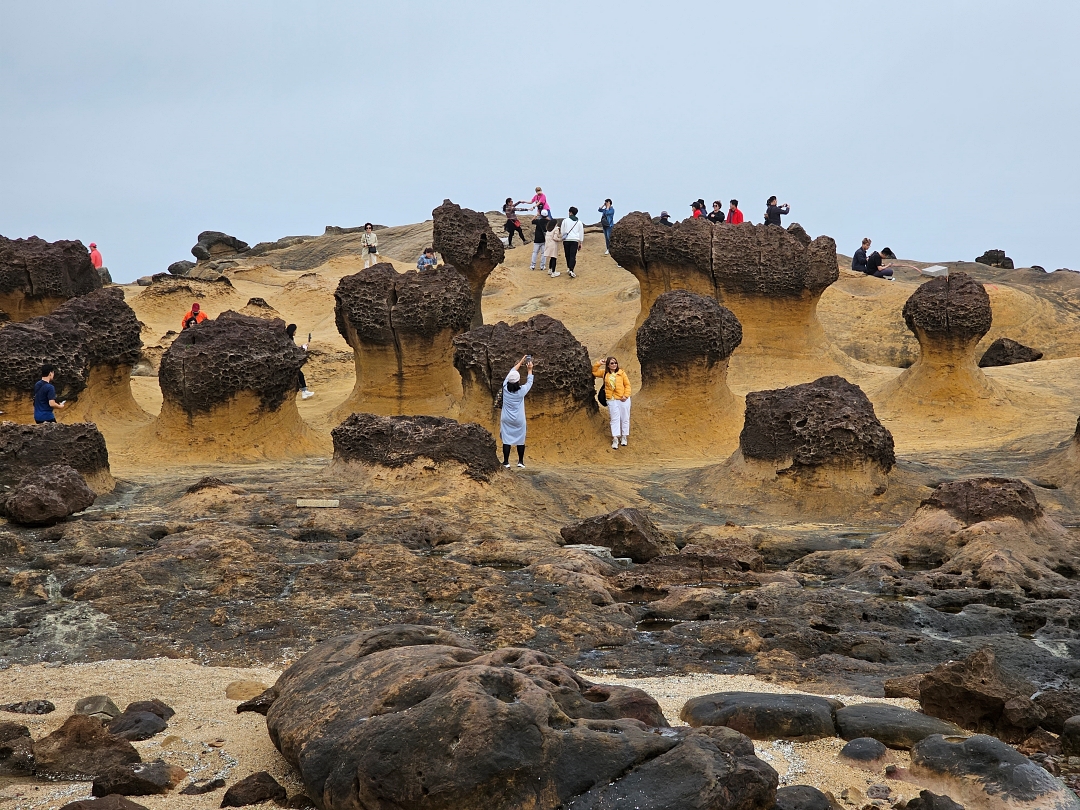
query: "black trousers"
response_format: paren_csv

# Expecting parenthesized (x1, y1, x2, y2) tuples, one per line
(502, 444, 525, 464)
(564, 240, 579, 272)
(504, 220, 526, 245)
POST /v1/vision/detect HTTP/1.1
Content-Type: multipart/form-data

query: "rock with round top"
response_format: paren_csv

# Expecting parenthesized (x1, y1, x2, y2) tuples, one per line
(0, 464, 96, 525)
(0, 421, 114, 494)
(432, 199, 505, 328)
(0, 235, 102, 321)
(190, 231, 249, 262)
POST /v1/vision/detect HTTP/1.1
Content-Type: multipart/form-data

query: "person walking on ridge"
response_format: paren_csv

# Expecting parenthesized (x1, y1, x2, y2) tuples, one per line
(499, 356, 534, 468)
(33, 365, 66, 424)
(89, 243, 102, 269)
(764, 196, 790, 226)
(707, 201, 725, 223)
(182, 302, 207, 330)
(593, 356, 631, 449)
(598, 199, 615, 254)
(286, 324, 314, 399)
(529, 210, 549, 270)
(561, 207, 584, 278)
(503, 198, 528, 248)
(360, 223, 379, 269)
(727, 200, 744, 224)
(543, 218, 562, 277)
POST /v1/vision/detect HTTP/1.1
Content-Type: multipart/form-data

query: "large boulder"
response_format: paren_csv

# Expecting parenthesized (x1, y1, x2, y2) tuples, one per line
(266, 625, 778, 810)
(975, 248, 1014, 270)
(33, 714, 141, 780)
(680, 692, 843, 741)
(220, 771, 287, 807)
(190, 231, 249, 261)
(0, 421, 113, 493)
(559, 508, 678, 563)
(431, 200, 505, 328)
(0, 235, 101, 321)
(330, 413, 500, 482)
(834, 703, 963, 749)
(167, 260, 195, 277)
(92, 760, 185, 797)
(1, 464, 96, 525)
(0, 721, 34, 776)
(331, 262, 474, 419)
(0, 312, 88, 418)
(978, 336, 1043, 367)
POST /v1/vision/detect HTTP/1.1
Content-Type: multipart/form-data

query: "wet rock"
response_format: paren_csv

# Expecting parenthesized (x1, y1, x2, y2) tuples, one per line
(180, 777, 227, 795)
(123, 699, 174, 721)
(0, 721, 34, 775)
(75, 695, 122, 721)
(108, 710, 168, 741)
(92, 759, 185, 796)
(34, 714, 141, 780)
(59, 798, 150, 810)
(220, 771, 287, 807)
(0, 699, 55, 714)
(680, 692, 843, 741)
(978, 337, 1043, 367)
(190, 231, 249, 261)
(835, 703, 963, 749)
(559, 508, 677, 563)
(0, 235, 101, 320)
(636, 290, 743, 379)
(331, 413, 500, 482)
(431, 199, 505, 327)
(159, 310, 307, 415)
(774, 784, 833, 810)
(904, 790, 965, 810)
(903, 272, 992, 342)
(923, 477, 1043, 523)
(1062, 716, 1080, 757)
(236, 687, 278, 716)
(168, 260, 195, 276)
(0, 422, 112, 492)
(911, 733, 1079, 809)
(975, 249, 1014, 270)
(1, 464, 96, 525)
(1035, 690, 1080, 734)
(839, 736, 888, 765)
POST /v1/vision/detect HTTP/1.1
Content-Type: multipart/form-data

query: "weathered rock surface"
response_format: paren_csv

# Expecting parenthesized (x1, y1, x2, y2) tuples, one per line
(1, 699, 55, 714)
(838, 737, 888, 765)
(1062, 715, 1080, 757)
(107, 710, 168, 741)
(75, 695, 122, 721)
(34, 713, 141, 780)
(680, 692, 843, 741)
(52, 288, 143, 370)
(0, 235, 101, 320)
(190, 231, 249, 261)
(431, 200, 505, 327)
(267, 625, 777, 810)
(834, 703, 962, 749)
(59, 797, 150, 810)
(975, 249, 1015, 270)
(1036, 689, 1080, 734)
(0, 422, 112, 492)
(978, 336, 1043, 367)
(167, 259, 195, 276)
(636, 289, 743, 377)
(559, 508, 678, 563)
(92, 759, 185, 796)
(331, 413, 500, 482)
(904, 791, 965, 810)
(0, 310, 89, 405)
(220, 771, 287, 806)
(773, 784, 834, 810)
(0, 721, 34, 775)
(903, 273, 993, 341)
(924, 477, 1043, 523)
(1, 464, 96, 525)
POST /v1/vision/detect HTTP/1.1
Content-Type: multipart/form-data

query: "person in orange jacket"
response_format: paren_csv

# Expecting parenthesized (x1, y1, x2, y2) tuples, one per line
(593, 356, 632, 450)
(182, 302, 208, 330)
(89, 242, 103, 269)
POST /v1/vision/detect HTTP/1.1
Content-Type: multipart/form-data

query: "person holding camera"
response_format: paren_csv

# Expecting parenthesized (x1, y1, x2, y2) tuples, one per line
(361, 223, 379, 268)
(499, 355, 534, 468)
(764, 197, 790, 226)
(598, 199, 615, 254)
(592, 356, 631, 449)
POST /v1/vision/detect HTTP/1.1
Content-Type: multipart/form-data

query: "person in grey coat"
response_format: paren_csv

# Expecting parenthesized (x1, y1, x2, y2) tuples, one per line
(499, 355, 534, 468)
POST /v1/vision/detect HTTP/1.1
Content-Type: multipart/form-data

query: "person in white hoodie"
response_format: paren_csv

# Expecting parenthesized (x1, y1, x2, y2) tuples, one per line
(560, 207, 584, 279)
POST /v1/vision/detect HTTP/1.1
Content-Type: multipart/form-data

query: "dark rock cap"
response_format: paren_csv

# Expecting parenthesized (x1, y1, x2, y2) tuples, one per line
(51, 288, 142, 369)
(978, 337, 1043, 367)
(158, 311, 306, 415)
(0, 464, 96, 526)
(332, 413, 500, 482)
(975, 249, 1014, 269)
(167, 260, 195, 277)
(220, 771, 286, 807)
(334, 262, 473, 346)
(190, 231, 249, 261)
(431, 199, 505, 277)
(0, 315, 88, 397)
(0, 422, 110, 489)
(921, 477, 1043, 523)
(0, 235, 102, 300)
(637, 290, 743, 370)
(453, 314, 595, 405)
(740, 376, 895, 472)
(559, 508, 678, 563)
(902, 272, 992, 341)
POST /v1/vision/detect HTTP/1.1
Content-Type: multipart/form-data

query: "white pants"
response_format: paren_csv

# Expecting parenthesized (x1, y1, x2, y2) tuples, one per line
(608, 397, 631, 437)
(363, 251, 379, 268)
(530, 243, 545, 268)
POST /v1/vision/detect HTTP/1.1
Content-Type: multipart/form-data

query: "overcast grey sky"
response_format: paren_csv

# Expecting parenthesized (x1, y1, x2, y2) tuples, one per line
(2, 1, 1078, 282)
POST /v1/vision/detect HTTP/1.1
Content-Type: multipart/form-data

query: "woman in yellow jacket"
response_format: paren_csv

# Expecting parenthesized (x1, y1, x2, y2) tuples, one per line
(593, 356, 632, 450)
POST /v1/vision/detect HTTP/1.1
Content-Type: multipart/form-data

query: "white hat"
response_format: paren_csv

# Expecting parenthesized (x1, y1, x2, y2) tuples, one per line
(507, 369, 520, 384)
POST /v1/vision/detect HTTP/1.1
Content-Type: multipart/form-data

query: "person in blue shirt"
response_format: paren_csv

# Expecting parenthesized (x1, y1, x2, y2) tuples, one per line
(598, 199, 615, 255)
(416, 247, 438, 271)
(33, 365, 66, 424)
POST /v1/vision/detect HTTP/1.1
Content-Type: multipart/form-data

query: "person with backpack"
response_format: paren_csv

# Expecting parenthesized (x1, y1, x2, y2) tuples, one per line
(561, 207, 584, 278)
(181, 302, 207, 330)
(499, 355, 534, 468)
(727, 200, 744, 224)
(764, 196, 790, 226)
(707, 201, 726, 223)
(33, 365, 66, 424)
(286, 324, 314, 399)
(598, 199, 615, 254)
(544, 218, 562, 277)
(592, 356, 632, 450)
(360, 223, 379, 268)
(529, 210, 549, 270)
(503, 198, 528, 248)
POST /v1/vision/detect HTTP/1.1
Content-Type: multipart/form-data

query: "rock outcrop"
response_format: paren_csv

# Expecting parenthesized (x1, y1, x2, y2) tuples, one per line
(559, 508, 678, 563)
(975, 248, 1014, 270)
(0, 235, 101, 321)
(330, 413, 500, 482)
(266, 625, 778, 810)
(634, 290, 744, 454)
(1, 464, 96, 525)
(453, 314, 600, 460)
(0, 313, 88, 420)
(331, 262, 474, 420)
(0, 421, 114, 493)
(33, 714, 141, 780)
(190, 231, 249, 261)
(167, 260, 195, 277)
(978, 336, 1043, 367)
(431, 200, 505, 327)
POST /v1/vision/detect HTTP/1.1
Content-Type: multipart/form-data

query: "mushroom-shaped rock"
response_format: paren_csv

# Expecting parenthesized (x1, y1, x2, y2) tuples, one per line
(452, 314, 600, 459)
(190, 231, 249, 261)
(431, 200, 505, 327)
(975, 248, 1014, 269)
(0, 421, 114, 493)
(330, 262, 474, 420)
(0, 235, 101, 321)
(1, 464, 96, 526)
(0, 315, 88, 420)
(237, 297, 282, 320)
(144, 311, 324, 462)
(330, 413, 500, 482)
(978, 336, 1043, 367)
(167, 260, 194, 277)
(633, 290, 744, 455)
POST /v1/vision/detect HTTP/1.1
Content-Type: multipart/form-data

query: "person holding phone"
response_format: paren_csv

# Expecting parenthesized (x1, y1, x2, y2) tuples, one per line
(361, 223, 379, 268)
(33, 365, 66, 424)
(598, 199, 615, 254)
(764, 196, 790, 226)
(499, 355, 534, 468)
(286, 324, 314, 399)
(592, 356, 631, 449)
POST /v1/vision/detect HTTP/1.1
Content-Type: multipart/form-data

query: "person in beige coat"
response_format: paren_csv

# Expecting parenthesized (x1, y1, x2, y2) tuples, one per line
(543, 218, 562, 278)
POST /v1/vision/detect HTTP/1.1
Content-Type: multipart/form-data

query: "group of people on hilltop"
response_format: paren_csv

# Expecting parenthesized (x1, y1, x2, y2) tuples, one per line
(358, 221, 439, 272)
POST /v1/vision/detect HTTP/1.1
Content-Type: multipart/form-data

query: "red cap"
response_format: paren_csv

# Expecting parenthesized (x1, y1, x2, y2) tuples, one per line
(89, 242, 97, 248)
(191, 302, 200, 312)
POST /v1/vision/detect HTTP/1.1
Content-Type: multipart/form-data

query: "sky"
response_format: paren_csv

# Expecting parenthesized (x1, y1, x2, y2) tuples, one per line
(2, 1, 1078, 283)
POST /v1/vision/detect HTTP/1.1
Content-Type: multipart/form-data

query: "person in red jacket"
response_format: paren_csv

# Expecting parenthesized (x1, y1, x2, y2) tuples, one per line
(89, 243, 103, 269)
(727, 200, 744, 224)
(181, 302, 208, 330)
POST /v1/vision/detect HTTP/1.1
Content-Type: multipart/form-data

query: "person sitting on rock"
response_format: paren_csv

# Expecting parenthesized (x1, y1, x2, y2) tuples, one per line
(707, 201, 726, 223)
(361, 223, 379, 269)
(285, 324, 314, 399)
(866, 249, 895, 279)
(852, 238, 871, 274)
(658, 211, 674, 227)
(544, 218, 562, 278)
(89, 242, 102, 269)
(727, 199, 744, 224)
(499, 356, 534, 468)
(181, 302, 208, 330)
(764, 196, 790, 226)
(416, 247, 438, 272)
(33, 365, 66, 424)
(502, 199, 528, 248)
(593, 356, 632, 449)
(691, 201, 703, 219)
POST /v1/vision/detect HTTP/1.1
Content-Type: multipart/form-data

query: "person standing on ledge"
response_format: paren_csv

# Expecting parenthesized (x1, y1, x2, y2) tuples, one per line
(593, 356, 632, 450)
(658, 211, 674, 227)
(727, 199, 744, 224)
(707, 201, 726, 223)
(521, 187, 548, 215)
(89, 242, 103, 269)
(543, 218, 562, 278)
(360, 223, 379, 269)
(502, 198, 528, 248)
(416, 247, 438, 271)
(499, 355, 534, 468)
(529, 209, 549, 271)
(286, 324, 314, 399)
(33, 365, 66, 424)
(598, 199, 615, 255)
(764, 196, 790, 226)
(561, 207, 584, 279)
(182, 301, 207, 330)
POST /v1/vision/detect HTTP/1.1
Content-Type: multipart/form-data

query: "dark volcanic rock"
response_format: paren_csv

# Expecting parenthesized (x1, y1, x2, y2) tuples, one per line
(559, 508, 678, 563)
(220, 771, 287, 807)
(236, 688, 278, 715)
(191, 231, 249, 261)
(1035, 689, 1080, 733)
(680, 692, 843, 741)
(431, 199, 505, 327)
(975, 248, 1014, 269)
(108, 710, 168, 741)
(0, 235, 101, 302)
(834, 703, 962, 749)
(0, 721, 34, 775)
(839, 737, 888, 764)
(180, 778, 226, 795)
(1, 464, 96, 525)
(922, 478, 1043, 523)
(159, 311, 306, 414)
(902, 272, 992, 341)
(266, 625, 773, 810)
(168, 260, 195, 276)
(636, 290, 742, 377)
(34, 714, 141, 780)
(75, 695, 122, 721)
(0, 311, 90, 398)
(1062, 716, 1080, 757)
(51, 287, 143, 369)
(123, 699, 174, 721)
(333, 262, 473, 346)
(1, 699, 55, 714)
(60, 797, 150, 810)
(452, 314, 595, 408)
(739, 376, 895, 471)
(978, 337, 1043, 367)
(93, 759, 185, 796)
(905, 791, 965, 810)
(774, 784, 833, 810)
(332, 413, 500, 482)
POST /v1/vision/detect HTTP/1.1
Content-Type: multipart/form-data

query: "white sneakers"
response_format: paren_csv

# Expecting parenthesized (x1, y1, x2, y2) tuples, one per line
(301, 389, 314, 400)
(568, 270, 576, 278)
(612, 437, 619, 450)
(549, 270, 561, 277)
(621, 436, 627, 446)
(517, 462, 525, 468)
(604, 250, 610, 256)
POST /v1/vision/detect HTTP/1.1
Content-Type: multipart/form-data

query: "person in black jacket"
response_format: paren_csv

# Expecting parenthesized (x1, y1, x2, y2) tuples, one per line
(764, 196, 790, 226)
(707, 201, 726, 223)
(852, 239, 871, 273)
(866, 250, 894, 279)
(529, 210, 549, 270)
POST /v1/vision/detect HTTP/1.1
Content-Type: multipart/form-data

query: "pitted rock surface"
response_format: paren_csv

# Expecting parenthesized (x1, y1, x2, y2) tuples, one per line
(334, 262, 473, 346)
(158, 311, 306, 415)
(332, 413, 500, 482)
(0, 422, 110, 489)
(0, 235, 101, 301)
(902, 272, 992, 340)
(0, 315, 88, 398)
(190, 231, 249, 261)
(453, 314, 595, 405)
(739, 376, 895, 471)
(637, 290, 742, 372)
(975, 248, 1014, 269)
(51, 288, 142, 369)
(431, 200, 504, 325)
(1, 464, 96, 525)
(922, 477, 1043, 524)
(978, 337, 1043, 367)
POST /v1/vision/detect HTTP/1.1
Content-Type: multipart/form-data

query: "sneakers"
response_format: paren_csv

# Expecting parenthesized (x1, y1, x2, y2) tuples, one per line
(516, 462, 525, 468)
(603, 250, 610, 255)
(620, 436, 627, 446)
(529, 265, 535, 271)
(568, 270, 576, 278)
(301, 389, 314, 399)
(549, 271, 561, 277)
(611, 437, 619, 450)
(502, 463, 511, 469)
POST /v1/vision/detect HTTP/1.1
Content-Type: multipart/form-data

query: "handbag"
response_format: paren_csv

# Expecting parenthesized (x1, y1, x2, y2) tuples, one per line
(597, 377, 607, 407)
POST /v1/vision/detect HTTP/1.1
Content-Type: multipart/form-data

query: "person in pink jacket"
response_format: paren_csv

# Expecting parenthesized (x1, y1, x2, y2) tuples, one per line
(520, 186, 548, 214)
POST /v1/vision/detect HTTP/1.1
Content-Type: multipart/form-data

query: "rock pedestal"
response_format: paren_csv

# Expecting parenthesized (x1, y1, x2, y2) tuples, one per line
(432, 200, 505, 328)
(0, 421, 114, 493)
(633, 290, 744, 455)
(0, 235, 101, 321)
(330, 262, 473, 422)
